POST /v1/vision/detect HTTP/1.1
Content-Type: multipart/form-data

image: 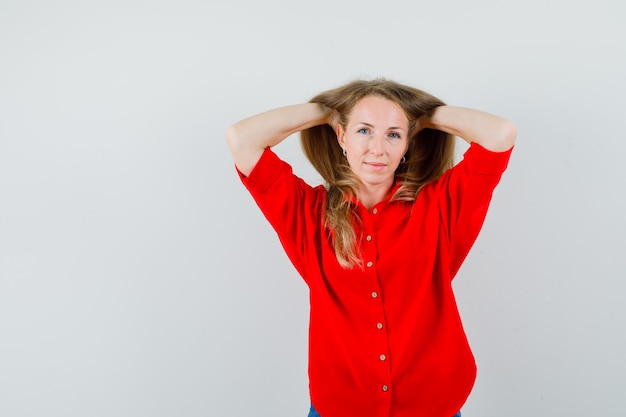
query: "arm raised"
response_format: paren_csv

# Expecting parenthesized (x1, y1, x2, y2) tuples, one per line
(226, 103, 333, 176)
(417, 106, 517, 152)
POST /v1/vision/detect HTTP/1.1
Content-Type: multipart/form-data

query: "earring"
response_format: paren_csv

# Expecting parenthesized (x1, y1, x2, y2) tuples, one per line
(342, 148, 347, 157)
(401, 155, 406, 163)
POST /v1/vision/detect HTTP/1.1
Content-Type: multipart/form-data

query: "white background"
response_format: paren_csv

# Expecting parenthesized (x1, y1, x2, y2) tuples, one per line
(1, 1, 625, 416)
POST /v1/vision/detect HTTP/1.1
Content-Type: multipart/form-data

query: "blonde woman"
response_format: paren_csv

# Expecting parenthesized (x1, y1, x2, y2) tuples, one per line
(226, 79, 516, 417)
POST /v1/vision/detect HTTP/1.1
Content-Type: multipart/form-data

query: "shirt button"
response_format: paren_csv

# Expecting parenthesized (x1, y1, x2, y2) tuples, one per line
(372, 208, 378, 214)
(366, 261, 373, 268)
(371, 291, 378, 298)
(382, 385, 389, 392)
(376, 322, 383, 329)
(379, 354, 386, 361)
(366, 235, 372, 242)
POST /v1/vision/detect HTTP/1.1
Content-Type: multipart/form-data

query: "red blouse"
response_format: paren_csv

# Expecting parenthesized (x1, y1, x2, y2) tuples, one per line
(238, 143, 512, 417)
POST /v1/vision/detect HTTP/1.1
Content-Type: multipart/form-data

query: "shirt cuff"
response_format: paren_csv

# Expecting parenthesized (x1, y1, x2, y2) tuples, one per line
(464, 142, 513, 176)
(237, 147, 288, 194)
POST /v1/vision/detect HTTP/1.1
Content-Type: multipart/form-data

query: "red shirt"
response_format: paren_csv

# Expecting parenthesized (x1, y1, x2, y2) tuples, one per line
(238, 143, 512, 417)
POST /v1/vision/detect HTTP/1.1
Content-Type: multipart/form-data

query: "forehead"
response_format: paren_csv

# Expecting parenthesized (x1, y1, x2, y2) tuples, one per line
(349, 95, 408, 128)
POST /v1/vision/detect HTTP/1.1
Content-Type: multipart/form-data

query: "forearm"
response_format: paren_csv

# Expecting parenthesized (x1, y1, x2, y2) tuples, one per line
(420, 106, 517, 152)
(226, 103, 332, 176)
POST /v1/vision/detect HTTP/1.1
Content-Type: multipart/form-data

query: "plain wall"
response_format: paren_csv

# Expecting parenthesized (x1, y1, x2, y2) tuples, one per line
(1, 0, 625, 416)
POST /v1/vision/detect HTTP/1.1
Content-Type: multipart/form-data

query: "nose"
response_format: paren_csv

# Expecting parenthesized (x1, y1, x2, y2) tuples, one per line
(369, 134, 385, 155)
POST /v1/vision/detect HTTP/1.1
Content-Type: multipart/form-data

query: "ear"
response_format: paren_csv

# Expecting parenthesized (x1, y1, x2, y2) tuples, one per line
(336, 123, 345, 148)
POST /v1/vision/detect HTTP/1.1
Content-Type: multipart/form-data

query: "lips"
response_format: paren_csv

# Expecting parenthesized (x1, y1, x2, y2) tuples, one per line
(364, 162, 386, 171)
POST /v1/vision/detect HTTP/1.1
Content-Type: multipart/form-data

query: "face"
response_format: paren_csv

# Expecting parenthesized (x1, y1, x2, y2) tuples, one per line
(337, 95, 409, 191)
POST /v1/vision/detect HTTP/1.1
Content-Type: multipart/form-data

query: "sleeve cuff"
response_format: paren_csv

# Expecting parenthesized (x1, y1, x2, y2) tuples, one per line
(463, 142, 513, 176)
(237, 147, 289, 194)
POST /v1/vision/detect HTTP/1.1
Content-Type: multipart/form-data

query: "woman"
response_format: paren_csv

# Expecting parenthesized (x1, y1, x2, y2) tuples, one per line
(226, 79, 516, 417)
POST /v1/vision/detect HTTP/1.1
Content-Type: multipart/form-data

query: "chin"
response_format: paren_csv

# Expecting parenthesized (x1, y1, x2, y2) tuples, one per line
(358, 173, 394, 185)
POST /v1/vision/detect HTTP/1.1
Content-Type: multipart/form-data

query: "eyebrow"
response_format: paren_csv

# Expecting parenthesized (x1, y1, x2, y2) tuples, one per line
(357, 122, 406, 131)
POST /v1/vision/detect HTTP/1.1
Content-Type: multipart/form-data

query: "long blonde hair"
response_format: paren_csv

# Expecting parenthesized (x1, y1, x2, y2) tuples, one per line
(300, 79, 455, 268)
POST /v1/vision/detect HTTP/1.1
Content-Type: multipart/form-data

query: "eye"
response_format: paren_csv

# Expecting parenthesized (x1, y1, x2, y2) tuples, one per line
(357, 127, 370, 134)
(388, 132, 401, 139)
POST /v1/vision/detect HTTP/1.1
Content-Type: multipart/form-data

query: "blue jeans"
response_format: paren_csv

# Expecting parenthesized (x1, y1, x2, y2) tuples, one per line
(308, 404, 461, 417)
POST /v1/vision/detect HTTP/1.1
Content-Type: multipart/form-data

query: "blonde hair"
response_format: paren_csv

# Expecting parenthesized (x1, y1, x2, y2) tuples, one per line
(300, 78, 455, 268)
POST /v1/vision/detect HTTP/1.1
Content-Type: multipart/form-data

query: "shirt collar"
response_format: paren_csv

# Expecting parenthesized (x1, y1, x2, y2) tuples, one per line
(344, 179, 402, 208)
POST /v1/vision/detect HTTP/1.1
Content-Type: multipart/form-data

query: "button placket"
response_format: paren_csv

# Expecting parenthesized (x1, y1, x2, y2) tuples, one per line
(363, 204, 390, 397)
(362, 209, 376, 273)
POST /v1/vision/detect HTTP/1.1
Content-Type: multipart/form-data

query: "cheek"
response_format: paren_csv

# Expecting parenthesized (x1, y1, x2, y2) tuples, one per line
(345, 138, 366, 155)
(402, 138, 409, 153)
(347, 153, 361, 168)
(393, 141, 409, 158)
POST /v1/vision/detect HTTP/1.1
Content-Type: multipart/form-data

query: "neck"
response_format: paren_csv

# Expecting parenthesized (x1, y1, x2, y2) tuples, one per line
(356, 180, 394, 210)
